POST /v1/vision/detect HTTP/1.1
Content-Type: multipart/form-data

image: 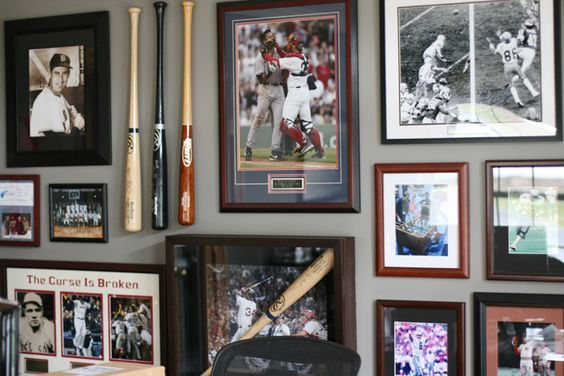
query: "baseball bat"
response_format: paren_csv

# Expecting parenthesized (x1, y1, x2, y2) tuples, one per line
(246, 276, 273, 290)
(201, 248, 335, 376)
(152, 2, 168, 230)
(178, 1, 195, 226)
(125, 7, 142, 232)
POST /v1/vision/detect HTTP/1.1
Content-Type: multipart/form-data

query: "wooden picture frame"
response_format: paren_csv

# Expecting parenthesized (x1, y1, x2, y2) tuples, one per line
(5, 11, 111, 167)
(165, 234, 356, 375)
(218, 0, 360, 212)
(376, 300, 465, 376)
(0, 175, 40, 247)
(381, 0, 561, 143)
(486, 160, 564, 281)
(0, 260, 166, 374)
(375, 163, 469, 278)
(48, 183, 108, 243)
(474, 292, 564, 376)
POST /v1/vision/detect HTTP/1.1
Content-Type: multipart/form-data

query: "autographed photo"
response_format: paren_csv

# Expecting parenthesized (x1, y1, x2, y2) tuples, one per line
(382, 0, 560, 142)
(0, 177, 38, 245)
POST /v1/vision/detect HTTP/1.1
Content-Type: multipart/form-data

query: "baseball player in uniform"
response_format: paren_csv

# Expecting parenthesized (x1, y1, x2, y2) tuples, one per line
(490, 31, 539, 107)
(295, 309, 327, 340)
(408, 327, 428, 376)
(231, 288, 257, 342)
(264, 32, 324, 158)
(30, 53, 85, 137)
(271, 316, 291, 336)
(422, 35, 448, 67)
(244, 30, 286, 161)
(516, 19, 538, 76)
(19, 292, 55, 354)
(535, 340, 552, 376)
(112, 318, 127, 357)
(124, 305, 142, 359)
(72, 296, 91, 356)
(515, 334, 535, 376)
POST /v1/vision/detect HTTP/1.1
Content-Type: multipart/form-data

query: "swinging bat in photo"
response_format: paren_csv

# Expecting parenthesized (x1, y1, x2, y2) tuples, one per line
(245, 276, 273, 290)
(201, 248, 335, 376)
(152, 1, 168, 230)
(125, 7, 142, 232)
(178, 1, 195, 225)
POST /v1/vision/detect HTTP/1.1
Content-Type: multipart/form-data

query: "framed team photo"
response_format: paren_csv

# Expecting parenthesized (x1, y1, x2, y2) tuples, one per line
(381, 0, 561, 143)
(165, 234, 356, 375)
(4, 11, 111, 167)
(109, 295, 154, 364)
(375, 163, 469, 278)
(486, 160, 564, 282)
(48, 184, 108, 243)
(60, 292, 103, 360)
(0, 175, 40, 247)
(0, 259, 165, 375)
(218, 0, 360, 212)
(474, 292, 564, 376)
(376, 300, 465, 376)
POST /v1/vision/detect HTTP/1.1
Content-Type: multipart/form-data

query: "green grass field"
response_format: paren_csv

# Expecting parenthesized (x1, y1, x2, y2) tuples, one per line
(239, 147, 337, 169)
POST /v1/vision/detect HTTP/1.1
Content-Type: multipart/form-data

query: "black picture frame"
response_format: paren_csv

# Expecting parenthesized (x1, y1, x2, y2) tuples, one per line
(165, 234, 356, 375)
(0, 259, 167, 373)
(48, 183, 108, 243)
(486, 160, 564, 281)
(0, 175, 40, 247)
(474, 292, 564, 376)
(380, 0, 562, 143)
(218, 0, 360, 212)
(5, 11, 111, 167)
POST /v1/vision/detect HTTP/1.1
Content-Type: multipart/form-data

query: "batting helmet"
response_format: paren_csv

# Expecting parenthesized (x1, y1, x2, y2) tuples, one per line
(500, 31, 511, 42)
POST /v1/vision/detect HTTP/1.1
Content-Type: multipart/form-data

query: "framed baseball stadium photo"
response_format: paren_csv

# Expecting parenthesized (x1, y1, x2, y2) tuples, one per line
(4, 11, 111, 167)
(0, 259, 166, 375)
(474, 292, 564, 376)
(48, 183, 108, 243)
(165, 234, 356, 375)
(218, 0, 360, 212)
(486, 160, 564, 282)
(376, 300, 465, 376)
(375, 163, 469, 278)
(0, 175, 40, 247)
(381, 0, 562, 143)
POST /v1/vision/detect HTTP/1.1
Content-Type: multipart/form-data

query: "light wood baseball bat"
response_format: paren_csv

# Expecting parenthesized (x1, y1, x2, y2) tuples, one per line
(125, 7, 142, 232)
(201, 248, 335, 376)
(178, 1, 195, 225)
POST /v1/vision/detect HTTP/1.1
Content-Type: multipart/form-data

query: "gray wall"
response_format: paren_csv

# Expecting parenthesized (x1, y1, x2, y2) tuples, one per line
(0, 0, 562, 375)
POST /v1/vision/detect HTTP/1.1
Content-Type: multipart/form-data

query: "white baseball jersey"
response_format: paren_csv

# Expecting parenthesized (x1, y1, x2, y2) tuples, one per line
(518, 27, 538, 49)
(113, 319, 125, 335)
(495, 39, 519, 64)
(303, 320, 327, 340)
(423, 40, 444, 62)
(279, 54, 309, 89)
(30, 87, 71, 137)
(411, 334, 427, 357)
(418, 63, 435, 84)
(20, 317, 55, 354)
(125, 312, 141, 332)
(73, 300, 90, 319)
(236, 296, 256, 328)
(272, 323, 290, 336)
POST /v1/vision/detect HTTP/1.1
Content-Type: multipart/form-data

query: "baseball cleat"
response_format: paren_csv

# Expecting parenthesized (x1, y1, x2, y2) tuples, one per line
(312, 147, 325, 159)
(296, 141, 314, 158)
(269, 149, 286, 161)
(245, 147, 252, 161)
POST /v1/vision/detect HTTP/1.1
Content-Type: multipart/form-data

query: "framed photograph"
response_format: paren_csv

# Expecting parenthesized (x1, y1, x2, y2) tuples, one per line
(474, 292, 564, 376)
(165, 235, 356, 375)
(486, 160, 564, 281)
(381, 0, 561, 143)
(48, 184, 108, 243)
(376, 300, 465, 376)
(218, 0, 360, 212)
(0, 259, 166, 375)
(375, 163, 469, 278)
(5, 11, 111, 167)
(0, 175, 40, 247)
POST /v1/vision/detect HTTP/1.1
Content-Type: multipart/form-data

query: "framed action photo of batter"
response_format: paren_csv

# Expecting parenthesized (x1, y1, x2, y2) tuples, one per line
(376, 300, 465, 376)
(165, 234, 356, 375)
(375, 163, 469, 278)
(486, 160, 564, 281)
(381, 0, 562, 143)
(0, 175, 40, 247)
(218, 0, 360, 212)
(474, 292, 564, 376)
(0, 259, 166, 375)
(5, 11, 111, 167)
(48, 184, 108, 243)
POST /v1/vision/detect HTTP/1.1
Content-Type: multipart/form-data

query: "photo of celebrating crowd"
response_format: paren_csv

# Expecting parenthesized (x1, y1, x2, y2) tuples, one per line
(497, 321, 557, 376)
(61, 293, 103, 359)
(237, 17, 338, 167)
(50, 187, 104, 239)
(394, 321, 448, 376)
(398, 0, 544, 128)
(205, 260, 329, 363)
(395, 184, 449, 256)
(109, 296, 153, 363)
(1, 213, 32, 239)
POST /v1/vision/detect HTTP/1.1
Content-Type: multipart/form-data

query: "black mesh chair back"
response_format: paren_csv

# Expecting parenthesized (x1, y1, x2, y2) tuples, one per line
(211, 336, 360, 376)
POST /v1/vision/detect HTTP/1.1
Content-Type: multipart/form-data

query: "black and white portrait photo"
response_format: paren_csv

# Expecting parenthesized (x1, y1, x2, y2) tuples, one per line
(29, 46, 85, 139)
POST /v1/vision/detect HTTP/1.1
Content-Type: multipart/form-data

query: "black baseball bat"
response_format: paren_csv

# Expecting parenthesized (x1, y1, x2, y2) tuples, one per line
(152, 1, 168, 230)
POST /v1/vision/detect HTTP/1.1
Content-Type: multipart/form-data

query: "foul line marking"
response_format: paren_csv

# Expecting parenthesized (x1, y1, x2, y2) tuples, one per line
(399, 6, 436, 31)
